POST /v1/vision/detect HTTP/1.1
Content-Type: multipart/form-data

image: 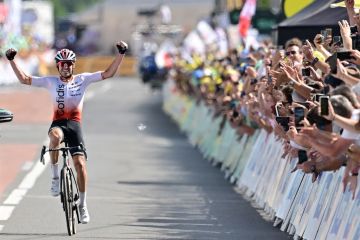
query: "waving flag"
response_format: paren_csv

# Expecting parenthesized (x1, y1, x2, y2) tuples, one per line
(238, 0, 256, 38)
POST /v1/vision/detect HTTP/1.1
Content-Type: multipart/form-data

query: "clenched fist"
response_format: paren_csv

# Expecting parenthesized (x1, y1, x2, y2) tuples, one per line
(6, 48, 17, 61)
(116, 41, 128, 54)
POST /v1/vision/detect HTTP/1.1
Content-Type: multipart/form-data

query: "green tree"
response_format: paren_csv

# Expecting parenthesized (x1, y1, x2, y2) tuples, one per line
(49, 0, 102, 19)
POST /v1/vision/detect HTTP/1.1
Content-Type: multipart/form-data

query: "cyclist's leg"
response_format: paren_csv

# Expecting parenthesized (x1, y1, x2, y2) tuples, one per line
(67, 120, 90, 223)
(72, 154, 87, 193)
(48, 121, 65, 196)
(67, 121, 87, 199)
(48, 126, 64, 164)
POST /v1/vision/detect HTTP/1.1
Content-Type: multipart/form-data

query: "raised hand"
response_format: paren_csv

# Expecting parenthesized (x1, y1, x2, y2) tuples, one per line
(5, 48, 17, 61)
(349, 49, 360, 65)
(302, 40, 315, 61)
(345, 0, 355, 9)
(116, 41, 128, 54)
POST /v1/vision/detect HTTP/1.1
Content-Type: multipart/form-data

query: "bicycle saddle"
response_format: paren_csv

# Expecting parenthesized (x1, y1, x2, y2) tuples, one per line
(0, 108, 13, 123)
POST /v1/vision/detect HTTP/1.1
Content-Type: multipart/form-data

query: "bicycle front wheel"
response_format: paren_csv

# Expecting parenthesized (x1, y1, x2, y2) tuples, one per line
(62, 168, 75, 236)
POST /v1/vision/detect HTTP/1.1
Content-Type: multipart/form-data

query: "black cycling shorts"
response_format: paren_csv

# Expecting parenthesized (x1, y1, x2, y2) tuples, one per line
(48, 120, 85, 156)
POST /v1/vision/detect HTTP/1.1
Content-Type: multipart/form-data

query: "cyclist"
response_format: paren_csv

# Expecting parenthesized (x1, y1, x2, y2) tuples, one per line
(5, 41, 128, 224)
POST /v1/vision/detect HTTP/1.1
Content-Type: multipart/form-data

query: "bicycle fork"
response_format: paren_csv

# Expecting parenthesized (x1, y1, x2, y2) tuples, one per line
(69, 167, 81, 224)
(60, 167, 81, 224)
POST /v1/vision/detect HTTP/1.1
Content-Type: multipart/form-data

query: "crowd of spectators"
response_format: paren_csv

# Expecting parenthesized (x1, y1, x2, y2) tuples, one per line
(0, 26, 55, 84)
(171, 0, 360, 199)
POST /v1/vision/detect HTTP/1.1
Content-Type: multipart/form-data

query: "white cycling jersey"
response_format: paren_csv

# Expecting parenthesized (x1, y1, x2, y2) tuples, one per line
(31, 71, 103, 122)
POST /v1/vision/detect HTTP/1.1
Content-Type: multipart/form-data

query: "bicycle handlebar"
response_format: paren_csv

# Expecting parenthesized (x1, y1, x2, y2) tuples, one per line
(40, 143, 87, 165)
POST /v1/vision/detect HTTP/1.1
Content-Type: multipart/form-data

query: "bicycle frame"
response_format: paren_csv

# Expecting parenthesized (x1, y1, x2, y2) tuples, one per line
(40, 143, 86, 235)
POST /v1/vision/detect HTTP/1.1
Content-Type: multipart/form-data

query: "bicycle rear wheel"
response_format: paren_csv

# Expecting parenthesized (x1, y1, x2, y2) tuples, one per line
(62, 168, 76, 236)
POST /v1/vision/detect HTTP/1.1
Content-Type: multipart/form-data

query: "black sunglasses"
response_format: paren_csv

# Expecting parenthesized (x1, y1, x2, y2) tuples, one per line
(285, 51, 297, 56)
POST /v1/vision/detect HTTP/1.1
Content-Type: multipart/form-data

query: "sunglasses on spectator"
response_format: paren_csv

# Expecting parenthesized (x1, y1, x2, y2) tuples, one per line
(58, 61, 74, 67)
(285, 51, 298, 56)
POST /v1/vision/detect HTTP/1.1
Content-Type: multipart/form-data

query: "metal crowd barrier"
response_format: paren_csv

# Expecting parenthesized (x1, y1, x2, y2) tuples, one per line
(162, 79, 360, 240)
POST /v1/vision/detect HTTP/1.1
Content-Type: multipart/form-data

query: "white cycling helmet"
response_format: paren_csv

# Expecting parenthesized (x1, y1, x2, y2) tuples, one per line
(55, 48, 76, 63)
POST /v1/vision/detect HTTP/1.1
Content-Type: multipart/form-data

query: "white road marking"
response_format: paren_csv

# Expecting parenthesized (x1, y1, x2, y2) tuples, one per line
(18, 159, 49, 190)
(0, 206, 15, 221)
(0, 84, 111, 231)
(21, 161, 34, 171)
(3, 189, 28, 205)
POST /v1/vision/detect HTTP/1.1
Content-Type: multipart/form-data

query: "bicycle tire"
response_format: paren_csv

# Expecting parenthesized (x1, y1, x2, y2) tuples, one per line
(62, 169, 74, 236)
(69, 169, 77, 235)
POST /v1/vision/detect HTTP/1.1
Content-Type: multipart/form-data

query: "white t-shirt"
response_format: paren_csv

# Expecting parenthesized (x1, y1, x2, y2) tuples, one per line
(31, 71, 103, 122)
(341, 109, 360, 141)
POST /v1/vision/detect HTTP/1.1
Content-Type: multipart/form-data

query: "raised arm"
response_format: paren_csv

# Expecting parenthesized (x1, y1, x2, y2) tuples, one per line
(6, 49, 32, 85)
(101, 41, 128, 80)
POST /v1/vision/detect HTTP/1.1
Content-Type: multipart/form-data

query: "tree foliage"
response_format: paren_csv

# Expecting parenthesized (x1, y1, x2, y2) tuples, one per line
(49, 0, 102, 19)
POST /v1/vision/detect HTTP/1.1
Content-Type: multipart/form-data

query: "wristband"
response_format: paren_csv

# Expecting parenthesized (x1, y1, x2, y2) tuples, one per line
(311, 57, 319, 66)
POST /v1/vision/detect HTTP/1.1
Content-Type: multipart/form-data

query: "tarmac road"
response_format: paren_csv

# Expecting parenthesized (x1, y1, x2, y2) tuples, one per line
(0, 77, 289, 239)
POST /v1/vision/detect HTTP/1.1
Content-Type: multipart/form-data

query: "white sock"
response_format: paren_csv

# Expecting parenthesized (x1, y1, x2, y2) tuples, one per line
(51, 164, 59, 179)
(79, 192, 87, 207)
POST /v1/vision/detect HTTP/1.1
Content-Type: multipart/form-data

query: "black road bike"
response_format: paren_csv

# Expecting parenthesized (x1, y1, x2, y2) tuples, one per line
(40, 143, 86, 236)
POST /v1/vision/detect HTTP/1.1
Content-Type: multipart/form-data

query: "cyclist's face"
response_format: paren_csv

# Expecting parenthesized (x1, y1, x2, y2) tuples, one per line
(58, 61, 74, 78)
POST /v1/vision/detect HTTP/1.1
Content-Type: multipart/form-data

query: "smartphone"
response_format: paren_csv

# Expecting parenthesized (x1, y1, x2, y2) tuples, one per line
(324, 75, 343, 88)
(326, 53, 337, 74)
(325, 28, 332, 37)
(351, 34, 360, 50)
(294, 101, 310, 109)
(275, 102, 282, 116)
(294, 107, 305, 129)
(313, 93, 324, 102)
(302, 67, 311, 77)
(298, 150, 308, 164)
(337, 51, 355, 61)
(333, 36, 341, 44)
(350, 25, 358, 34)
(323, 85, 330, 94)
(320, 95, 329, 116)
(321, 30, 327, 39)
(250, 78, 258, 85)
(275, 116, 290, 131)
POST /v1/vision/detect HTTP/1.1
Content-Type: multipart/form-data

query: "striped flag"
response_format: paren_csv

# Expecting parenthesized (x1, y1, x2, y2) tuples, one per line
(238, 0, 257, 38)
